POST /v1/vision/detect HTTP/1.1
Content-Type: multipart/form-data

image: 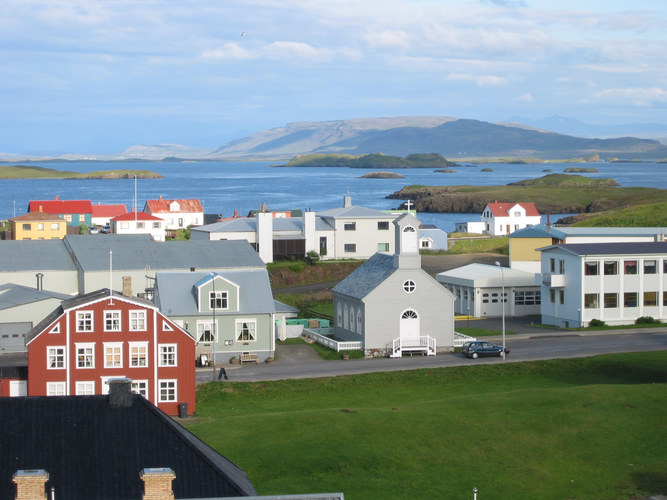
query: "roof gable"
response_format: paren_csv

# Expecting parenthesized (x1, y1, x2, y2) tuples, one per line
(487, 202, 540, 217)
(145, 198, 203, 213)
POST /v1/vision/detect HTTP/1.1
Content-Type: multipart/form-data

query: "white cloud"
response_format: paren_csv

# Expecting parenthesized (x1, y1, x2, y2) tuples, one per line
(445, 73, 509, 87)
(364, 30, 410, 49)
(201, 43, 257, 60)
(593, 87, 667, 106)
(516, 93, 534, 103)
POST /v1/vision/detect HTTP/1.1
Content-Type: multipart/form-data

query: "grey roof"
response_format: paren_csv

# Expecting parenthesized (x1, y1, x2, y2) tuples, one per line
(332, 253, 397, 300)
(64, 234, 265, 271)
(318, 205, 396, 219)
(191, 216, 334, 234)
(0, 240, 76, 272)
(274, 299, 299, 315)
(155, 270, 276, 316)
(538, 241, 667, 256)
(436, 263, 537, 288)
(510, 224, 667, 240)
(0, 284, 71, 311)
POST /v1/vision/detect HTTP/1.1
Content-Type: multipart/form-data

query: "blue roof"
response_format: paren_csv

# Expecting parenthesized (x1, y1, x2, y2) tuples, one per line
(332, 253, 397, 300)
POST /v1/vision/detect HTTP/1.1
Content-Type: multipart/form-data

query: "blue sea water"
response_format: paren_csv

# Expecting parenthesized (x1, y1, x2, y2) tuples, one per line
(3, 161, 666, 232)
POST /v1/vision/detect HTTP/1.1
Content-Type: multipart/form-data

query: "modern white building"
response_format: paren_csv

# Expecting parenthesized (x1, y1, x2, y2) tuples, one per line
(509, 224, 667, 273)
(436, 264, 541, 318)
(538, 242, 667, 327)
(111, 211, 166, 242)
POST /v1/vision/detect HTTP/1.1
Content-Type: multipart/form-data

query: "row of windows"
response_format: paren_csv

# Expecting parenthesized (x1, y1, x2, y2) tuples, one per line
(584, 260, 667, 276)
(62, 214, 87, 223)
(584, 292, 667, 309)
(343, 221, 391, 231)
(47, 343, 177, 370)
(45, 379, 178, 402)
(337, 302, 363, 335)
(72, 310, 147, 333)
(194, 319, 257, 343)
(118, 221, 161, 229)
(21, 223, 61, 231)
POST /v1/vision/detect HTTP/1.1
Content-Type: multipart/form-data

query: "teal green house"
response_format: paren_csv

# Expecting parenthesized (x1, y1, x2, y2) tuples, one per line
(154, 269, 283, 364)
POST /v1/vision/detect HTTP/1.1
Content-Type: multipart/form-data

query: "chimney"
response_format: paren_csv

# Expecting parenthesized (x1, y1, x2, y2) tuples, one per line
(13, 470, 49, 500)
(35, 273, 44, 291)
(54, 196, 59, 201)
(546, 212, 552, 228)
(234, 209, 238, 218)
(38, 205, 43, 213)
(159, 195, 162, 200)
(108, 378, 133, 408)
(141, 468, 175, 500)
(122, 276, 132, 297)
(344, 195, 351, 208)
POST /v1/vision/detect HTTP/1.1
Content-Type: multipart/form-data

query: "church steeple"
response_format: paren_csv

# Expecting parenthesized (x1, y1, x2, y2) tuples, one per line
(393, 213, 421, 269)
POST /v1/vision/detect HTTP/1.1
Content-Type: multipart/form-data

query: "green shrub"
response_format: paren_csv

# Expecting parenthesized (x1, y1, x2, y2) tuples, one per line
(589, 318, 606, 327)
(288, 263, 304, 273)
(636, 316, 661, 325)
(78, 224, 90, 235)
(305, 250, 320, 265)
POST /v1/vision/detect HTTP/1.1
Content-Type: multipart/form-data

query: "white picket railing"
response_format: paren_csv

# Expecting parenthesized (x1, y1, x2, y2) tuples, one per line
(387, 335, 436, 358)
(304, 328, 362, 352)
(454, 331, 477, 347)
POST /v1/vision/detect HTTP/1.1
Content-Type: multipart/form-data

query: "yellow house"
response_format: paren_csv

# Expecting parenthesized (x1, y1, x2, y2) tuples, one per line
(10, 211, 67, 240)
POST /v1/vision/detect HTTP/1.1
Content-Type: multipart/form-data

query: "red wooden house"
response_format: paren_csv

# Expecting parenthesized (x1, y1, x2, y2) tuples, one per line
(26, 289, 196, 415)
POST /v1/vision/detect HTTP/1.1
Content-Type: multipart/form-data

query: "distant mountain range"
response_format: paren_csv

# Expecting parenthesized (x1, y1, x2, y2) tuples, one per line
(211, 117, 667, 160)
(6, 116, 667, 161)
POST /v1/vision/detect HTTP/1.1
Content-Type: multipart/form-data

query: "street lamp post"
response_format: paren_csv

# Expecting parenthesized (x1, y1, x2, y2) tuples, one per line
(495, 261, 506, 359)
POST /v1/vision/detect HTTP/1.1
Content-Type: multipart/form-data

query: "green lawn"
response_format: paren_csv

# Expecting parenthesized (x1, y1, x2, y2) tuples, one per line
(186, 351, 667, 500)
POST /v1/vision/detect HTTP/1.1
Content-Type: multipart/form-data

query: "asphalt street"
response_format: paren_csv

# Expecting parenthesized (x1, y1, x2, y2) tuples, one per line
(197, 326, 667, 384)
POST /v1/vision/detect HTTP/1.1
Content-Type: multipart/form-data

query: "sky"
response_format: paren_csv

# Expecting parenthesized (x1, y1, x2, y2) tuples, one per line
(1, 0, 666, 154)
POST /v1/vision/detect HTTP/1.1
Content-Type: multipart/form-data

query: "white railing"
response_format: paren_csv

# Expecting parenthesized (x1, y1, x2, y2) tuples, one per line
(304, 328, 362, 352)
(454, 331, 477, 347)
(387, 335, 436, 357)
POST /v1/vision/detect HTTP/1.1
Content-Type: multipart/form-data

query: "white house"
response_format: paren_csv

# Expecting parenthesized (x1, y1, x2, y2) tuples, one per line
(90, 203, 127, 227)
(482, 202, 541, 236)
(144, 197, 204, 230)
(418, 225, 448, 251)
(332, 214, 456, 357)
(455, 220, 487, 234)
(538, 242, 667, 327)
(436, 264, 541, 318)
(191, 196, 404, 263)
(110, 212, 166, 242)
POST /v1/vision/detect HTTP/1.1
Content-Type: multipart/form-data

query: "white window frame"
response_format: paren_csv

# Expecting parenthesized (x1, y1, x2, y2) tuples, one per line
(132, 380, 149, 398)
(158, 380, 177, 402)
(104, 342, 123, 368)
(196, 320, 216, 343)
(75, 381, 95, 395)
(76, 311, 93, 332)
(129, 310, 147, 331)
(76, 342, 95, 369)
(403, 280, 416, 293)
(46, 381, 66, 396)
(104, 310, 122, 332)
(209, 290, 228, 310)
(235, 319, 257, 342)
(47, 346, 66, 369)
(159, 344, 177, 366)
(129, 341, 149, 367)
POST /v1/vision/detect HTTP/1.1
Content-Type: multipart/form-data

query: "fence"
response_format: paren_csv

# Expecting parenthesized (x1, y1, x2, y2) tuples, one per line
(454, 331, 477, 347)
(304, 328, 362, 352)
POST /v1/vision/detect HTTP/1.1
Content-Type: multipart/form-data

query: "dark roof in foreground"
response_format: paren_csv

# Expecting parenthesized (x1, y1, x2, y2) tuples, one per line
(0, 394, 257, 500)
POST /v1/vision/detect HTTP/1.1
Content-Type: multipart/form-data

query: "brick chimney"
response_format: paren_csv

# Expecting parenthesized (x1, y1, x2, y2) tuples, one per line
(108, 378, 133, 408)
(13, 470, 48, 500)
(141, 468, 175, 500)
(122, 276, 132, 297)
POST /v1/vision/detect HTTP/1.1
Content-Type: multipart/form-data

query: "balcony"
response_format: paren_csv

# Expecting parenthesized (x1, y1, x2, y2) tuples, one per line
(542, 273, 565, 287)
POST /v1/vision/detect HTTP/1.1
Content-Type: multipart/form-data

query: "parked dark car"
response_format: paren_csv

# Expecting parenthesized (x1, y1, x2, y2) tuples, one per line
(461, 340, 510, 359)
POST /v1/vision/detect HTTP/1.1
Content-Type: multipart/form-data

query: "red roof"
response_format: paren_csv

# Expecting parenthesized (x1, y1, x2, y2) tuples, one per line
(29, 196, 92, 215)
(145, 197, 203, 214)
(111, 211, 164, 222)
(487, 202, 540, 217)
(91, 203, 127, 218)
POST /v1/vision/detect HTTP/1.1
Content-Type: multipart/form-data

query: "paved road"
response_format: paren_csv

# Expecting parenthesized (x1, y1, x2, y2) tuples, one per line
(197, 328, 667, 383)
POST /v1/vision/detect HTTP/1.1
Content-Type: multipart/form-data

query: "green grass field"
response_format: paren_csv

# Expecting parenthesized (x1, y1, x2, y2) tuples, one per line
(186, 351, 667, 500)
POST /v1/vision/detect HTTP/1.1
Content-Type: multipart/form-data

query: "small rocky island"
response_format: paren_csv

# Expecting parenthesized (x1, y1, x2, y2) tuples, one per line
(279, 152, 460, 169)
(360, 171, 405, 179)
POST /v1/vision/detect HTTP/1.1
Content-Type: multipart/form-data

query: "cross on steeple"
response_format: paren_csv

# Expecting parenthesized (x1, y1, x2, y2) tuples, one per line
(405, 199, 413, 211)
